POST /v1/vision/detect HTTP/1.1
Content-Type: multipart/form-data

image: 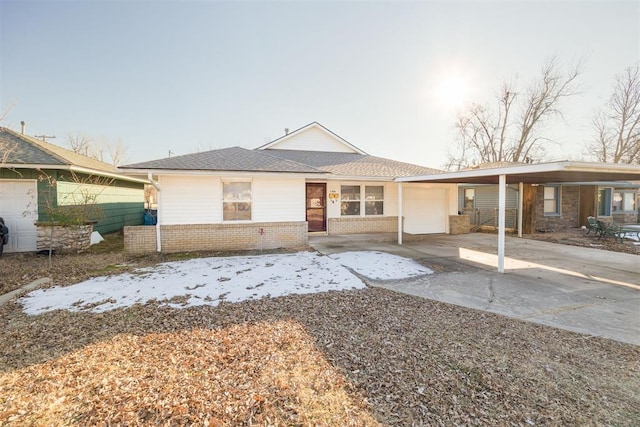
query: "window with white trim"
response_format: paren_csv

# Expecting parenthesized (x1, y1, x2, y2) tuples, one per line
(365, 186, 384, 215)
(341, 185, 385, 216)
(223, 182, 251, 221)
(612, 190, 637, 213)
(543, 185, 560, 215)
(340, 185, 360, 216)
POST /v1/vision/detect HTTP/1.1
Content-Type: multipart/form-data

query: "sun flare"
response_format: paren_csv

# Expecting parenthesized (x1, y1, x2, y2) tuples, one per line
(435, 73, 470, 110)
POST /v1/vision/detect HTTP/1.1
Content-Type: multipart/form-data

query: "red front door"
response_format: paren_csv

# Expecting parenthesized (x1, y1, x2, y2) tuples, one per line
(306, 183, 326, 232)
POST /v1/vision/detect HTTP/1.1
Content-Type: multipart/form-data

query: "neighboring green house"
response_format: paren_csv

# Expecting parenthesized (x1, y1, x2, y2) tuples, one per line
(0, 126, 147, 253)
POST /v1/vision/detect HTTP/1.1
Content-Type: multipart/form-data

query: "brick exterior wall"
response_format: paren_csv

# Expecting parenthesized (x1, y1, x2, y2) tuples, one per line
(449, 215, 470, 235)
(534, 185, 580, 231)
(124, 221, 308, 254)
(328, 217, 398, 234)
(124, 225, 157, 253)
(612, 212, 639, 224)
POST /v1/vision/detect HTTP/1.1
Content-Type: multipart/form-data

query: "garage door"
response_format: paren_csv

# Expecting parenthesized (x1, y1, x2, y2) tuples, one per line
(0, 180, 38, 252)
(404, 188, 447, 234)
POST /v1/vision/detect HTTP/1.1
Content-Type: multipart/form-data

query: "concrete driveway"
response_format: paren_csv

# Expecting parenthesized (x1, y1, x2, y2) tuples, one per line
(310, 233, 640, 346)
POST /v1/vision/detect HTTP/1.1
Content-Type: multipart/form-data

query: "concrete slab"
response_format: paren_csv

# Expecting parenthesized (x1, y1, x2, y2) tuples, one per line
(309, 233, 640, 346)
(0, 277, 51, 306)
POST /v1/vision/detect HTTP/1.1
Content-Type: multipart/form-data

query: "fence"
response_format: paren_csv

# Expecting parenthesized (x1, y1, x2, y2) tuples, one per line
(462, 208, 518, 230)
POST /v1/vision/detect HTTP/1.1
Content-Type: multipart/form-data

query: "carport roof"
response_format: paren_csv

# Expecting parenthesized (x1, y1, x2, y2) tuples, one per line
(395, 161, 640, 184)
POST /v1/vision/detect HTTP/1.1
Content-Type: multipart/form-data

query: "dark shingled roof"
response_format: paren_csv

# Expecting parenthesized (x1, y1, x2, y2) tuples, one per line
(262, 149, 442, 178)
(121, 147, 324, 174)
(0, 127, 119, 173)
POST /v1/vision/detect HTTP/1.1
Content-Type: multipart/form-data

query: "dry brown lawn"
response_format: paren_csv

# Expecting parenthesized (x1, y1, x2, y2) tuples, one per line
(0, 231, 639, 425)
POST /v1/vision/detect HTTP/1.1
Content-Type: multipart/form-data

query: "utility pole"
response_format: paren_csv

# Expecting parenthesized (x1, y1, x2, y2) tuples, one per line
(34, 134, 56, 142)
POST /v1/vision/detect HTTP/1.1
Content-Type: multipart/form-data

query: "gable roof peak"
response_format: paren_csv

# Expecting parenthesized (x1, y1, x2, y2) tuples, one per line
(256, 122, 368, 155)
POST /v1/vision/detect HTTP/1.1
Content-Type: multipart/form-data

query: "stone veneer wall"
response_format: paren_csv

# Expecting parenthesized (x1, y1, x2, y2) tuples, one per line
(533, 185, 580, 231)
(328, 217, 398, 235)
(124, 221, 307, 254)
(36, 224, 93, 253)
(449, 215, 470, 235)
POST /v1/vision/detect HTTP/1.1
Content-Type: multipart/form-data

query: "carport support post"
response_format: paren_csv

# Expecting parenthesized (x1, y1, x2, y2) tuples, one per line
(397, 182, 403, 245)
(498, 174, 506, 273)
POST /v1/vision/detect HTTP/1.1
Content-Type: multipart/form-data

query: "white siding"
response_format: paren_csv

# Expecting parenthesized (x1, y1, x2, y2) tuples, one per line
(326, 181, 342, 218)
(0, 180, 37, 252)
(267, 127, 357, 153)
(253, 178, 305, 222)
(385, 184, 399, 216)
(327, 181, 397, 218)
(159, 175, 305, 225)
(160, 176, 222, 225)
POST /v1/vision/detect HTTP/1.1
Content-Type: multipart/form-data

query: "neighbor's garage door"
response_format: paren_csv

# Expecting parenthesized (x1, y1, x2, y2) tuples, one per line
(403, 187, 447, 234)
(0, 180, 38, 252)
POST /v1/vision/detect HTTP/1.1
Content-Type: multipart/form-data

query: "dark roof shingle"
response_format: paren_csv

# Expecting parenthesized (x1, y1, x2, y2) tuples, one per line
(121, 147, 324, 174)
(0, 127, 118, 173)
(262, 149, 442, 178)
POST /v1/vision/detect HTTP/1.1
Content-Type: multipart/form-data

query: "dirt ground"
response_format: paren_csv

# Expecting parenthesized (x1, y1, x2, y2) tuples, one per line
(523, 227, 640, 255)
(0, 231, 638, 425)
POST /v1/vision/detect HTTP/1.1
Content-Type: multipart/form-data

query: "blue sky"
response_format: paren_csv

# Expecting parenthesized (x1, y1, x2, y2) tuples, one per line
(1, 1, 638, 168)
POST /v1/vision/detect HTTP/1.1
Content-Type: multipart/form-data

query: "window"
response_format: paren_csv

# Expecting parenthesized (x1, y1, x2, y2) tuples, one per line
(340, 185, 360, 216)
(365, 186, 384, 215)
(543, 185, 560, 215)
(464, 188, 475, 209)
(612, 190, 637, 213)
(597, 188, 612, 216)
(340, 185, 385, 216)
(223, 182, 251, 221)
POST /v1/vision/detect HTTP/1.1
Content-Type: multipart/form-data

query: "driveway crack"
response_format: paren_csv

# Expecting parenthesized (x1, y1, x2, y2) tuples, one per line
(485, 277, 495, 310)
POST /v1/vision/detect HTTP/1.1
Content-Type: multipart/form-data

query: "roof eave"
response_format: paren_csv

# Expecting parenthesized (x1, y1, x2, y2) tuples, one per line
(396, 161, 640, 184)
(118, 168, 330, 177)
(1, 163, 149, 184)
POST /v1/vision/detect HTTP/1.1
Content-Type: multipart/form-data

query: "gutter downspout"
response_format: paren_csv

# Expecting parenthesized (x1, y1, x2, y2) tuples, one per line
(148, 173, 162, 252)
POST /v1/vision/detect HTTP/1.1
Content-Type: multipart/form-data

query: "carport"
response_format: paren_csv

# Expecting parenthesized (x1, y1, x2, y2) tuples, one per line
(396, 161, 640, 273)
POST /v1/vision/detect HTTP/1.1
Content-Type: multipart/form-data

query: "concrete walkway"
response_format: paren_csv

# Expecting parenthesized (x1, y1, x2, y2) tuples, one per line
(310, 233, 640, 346)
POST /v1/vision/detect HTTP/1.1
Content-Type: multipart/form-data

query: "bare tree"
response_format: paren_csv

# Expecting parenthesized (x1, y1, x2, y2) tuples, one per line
(585, 66, 640, 164)
(446, 58, 582, 170)
(68, 133, 94, 157)
(105, 137, 127, 166)
(67, 133, 128, 166)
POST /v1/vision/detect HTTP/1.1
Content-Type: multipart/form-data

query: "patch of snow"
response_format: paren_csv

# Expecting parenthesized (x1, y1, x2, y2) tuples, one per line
(19, 252, 366, 315)
(328, 251, 433, 280)
(19, 250, 434, 315)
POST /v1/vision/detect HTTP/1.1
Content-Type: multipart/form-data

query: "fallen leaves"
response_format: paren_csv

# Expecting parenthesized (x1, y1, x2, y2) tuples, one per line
(0, 320, 379, 426)
(0, 233, 639, 425)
